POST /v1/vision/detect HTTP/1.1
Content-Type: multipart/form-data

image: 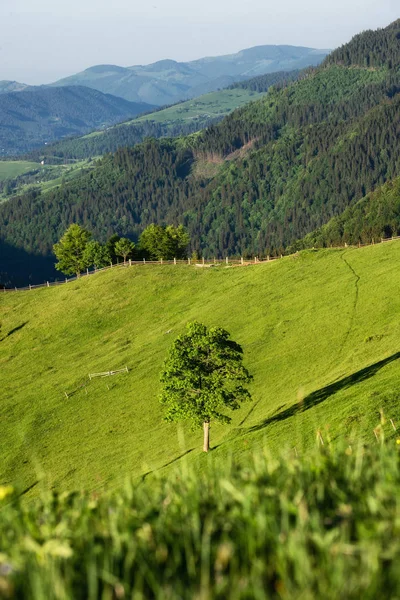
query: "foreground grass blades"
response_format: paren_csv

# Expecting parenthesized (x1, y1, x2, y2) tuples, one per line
(1, 443, 400, 599)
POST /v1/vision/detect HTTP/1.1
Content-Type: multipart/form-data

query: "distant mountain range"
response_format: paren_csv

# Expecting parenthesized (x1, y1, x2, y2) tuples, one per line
(0, 87, 154, 155)
(50, 45, 329, 105)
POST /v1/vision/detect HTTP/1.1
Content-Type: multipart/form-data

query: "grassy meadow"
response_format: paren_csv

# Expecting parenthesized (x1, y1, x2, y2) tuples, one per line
(1, 242, 400, 495)
(0, 161, 39, 181)
(0, 159, 97, 202)
(134, 89, 264, 127)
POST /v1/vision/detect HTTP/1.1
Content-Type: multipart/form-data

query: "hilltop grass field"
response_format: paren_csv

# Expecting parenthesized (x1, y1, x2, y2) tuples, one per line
(1, 241, 400, 495)
(0, 161, 39, 181)
(0, 159, 97, 202)
(135, 89, 264, 126)
(84, 89, 264, 140)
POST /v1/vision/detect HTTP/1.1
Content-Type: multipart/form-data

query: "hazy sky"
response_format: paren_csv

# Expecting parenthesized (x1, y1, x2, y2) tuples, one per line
(0, 0, 398, 84)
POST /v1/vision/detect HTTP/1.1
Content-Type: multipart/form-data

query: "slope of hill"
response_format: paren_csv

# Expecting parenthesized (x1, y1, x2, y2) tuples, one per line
(295, 176, 400, 249)
(0, 86, 154, 155)
(51, 45, 328, 105)
(1, 242, 400, 493)
(0, 160, 38, 182)
(26, 71, 298, 162)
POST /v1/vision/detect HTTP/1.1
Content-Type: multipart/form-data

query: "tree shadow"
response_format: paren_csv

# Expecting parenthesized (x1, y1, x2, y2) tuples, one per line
(0, 238, 57, 287)
(1, 322, 28, 341)
(141, 448, 195, 481)
(248, 351, 400, 433)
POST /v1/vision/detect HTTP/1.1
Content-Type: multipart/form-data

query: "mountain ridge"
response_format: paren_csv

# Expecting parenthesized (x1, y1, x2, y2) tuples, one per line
(50, 45, 329, 105)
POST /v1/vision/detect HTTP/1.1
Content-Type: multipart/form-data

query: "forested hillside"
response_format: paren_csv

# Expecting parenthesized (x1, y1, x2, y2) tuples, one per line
(1, 20, 400, 284)
(0, 86, 153, 155)
(26, 72, 298, 162)
(295, 176, 400, 249)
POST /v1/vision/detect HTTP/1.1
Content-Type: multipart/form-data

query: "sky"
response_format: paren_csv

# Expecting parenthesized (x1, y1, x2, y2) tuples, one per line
(0, 0, 398, 84)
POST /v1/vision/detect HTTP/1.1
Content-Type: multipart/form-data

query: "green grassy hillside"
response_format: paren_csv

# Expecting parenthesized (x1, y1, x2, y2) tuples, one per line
(0, 161, 38, 181)
(133, 89, 263, 126)
(1, 242, 400, 494)
(0, 159, 97, 203)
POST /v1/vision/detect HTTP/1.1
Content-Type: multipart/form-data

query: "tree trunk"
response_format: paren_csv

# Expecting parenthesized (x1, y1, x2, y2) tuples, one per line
(203, 421, 210, 453)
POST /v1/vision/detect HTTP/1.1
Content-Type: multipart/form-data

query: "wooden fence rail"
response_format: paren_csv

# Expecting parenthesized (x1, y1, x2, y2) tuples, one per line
(89, 366, 129, 380)
(3, 234, 400, 293)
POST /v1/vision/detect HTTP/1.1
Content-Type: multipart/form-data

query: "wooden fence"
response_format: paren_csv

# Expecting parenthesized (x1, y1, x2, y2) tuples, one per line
(2, 234, 400, 293)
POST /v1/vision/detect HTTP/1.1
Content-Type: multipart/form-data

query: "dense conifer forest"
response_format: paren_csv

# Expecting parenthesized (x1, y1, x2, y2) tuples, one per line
(1, 20, 400, 283)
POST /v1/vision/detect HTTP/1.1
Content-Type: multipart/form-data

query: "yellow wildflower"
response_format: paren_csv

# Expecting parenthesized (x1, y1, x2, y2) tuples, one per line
(0, 486, 13, 501)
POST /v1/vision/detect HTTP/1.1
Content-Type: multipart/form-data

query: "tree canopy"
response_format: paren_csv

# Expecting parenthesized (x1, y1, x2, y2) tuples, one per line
(114, 238, 135, 262)
(139, 224, 190, 260)
(160, 321, 252, 451)
(53, 224, 92, 276)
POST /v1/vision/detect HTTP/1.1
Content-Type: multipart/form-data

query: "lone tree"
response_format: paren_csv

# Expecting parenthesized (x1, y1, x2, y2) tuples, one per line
(53, 224, 92, 276)
(114, 238, 135, 263)
(160, 321, 252, 452)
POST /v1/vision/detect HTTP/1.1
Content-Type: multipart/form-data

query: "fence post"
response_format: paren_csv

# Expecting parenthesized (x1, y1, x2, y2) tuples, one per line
(267, 255, 270, 261)
(143, 258, 146, 264)
(214, 257, 216, 264)
(188, 258, 191, 265)
(281, 254, 283, 259)
(65, 278, 68, 284)
(226, 256, 228, 265)
(47, 281, 50, 287)
(254, 257, 257, 264)
(29, 284, 32, 291)
(241, 257, 244, 265)
(174, 257, 177, 265)
(87, 268, 89, 275)
(129, 259, 132, 267)
(110, 262, 113, 268)
(15, 287, 17, 292)
(202, 257, 205, 265)
(161, 258, 163, 265)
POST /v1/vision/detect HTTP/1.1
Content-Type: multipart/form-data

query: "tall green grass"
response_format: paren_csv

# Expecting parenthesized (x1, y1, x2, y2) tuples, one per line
(1, 441, 400, 599)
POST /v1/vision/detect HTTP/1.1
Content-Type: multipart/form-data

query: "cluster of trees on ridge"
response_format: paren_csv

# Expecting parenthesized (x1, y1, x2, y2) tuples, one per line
(53, 223, 190, 276)
(1, 21, 400, 283)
